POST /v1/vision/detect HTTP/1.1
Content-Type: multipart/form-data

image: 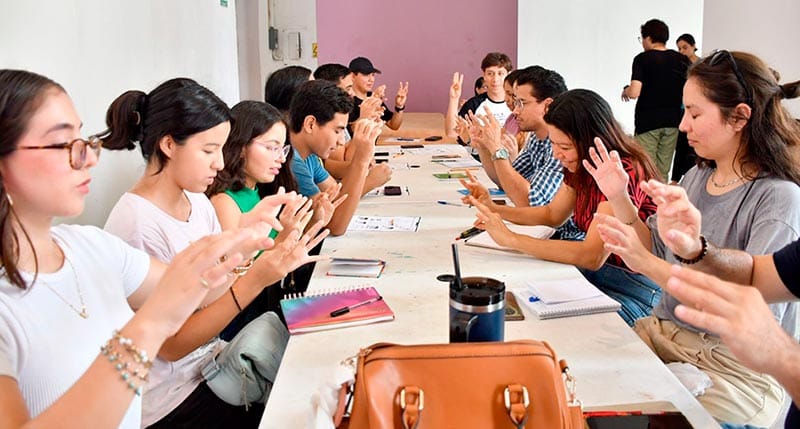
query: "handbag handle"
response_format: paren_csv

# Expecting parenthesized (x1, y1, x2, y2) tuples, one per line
(504, 384, 530, 429)
(399, 386, 424, 429)
(398, 384, 530, 429)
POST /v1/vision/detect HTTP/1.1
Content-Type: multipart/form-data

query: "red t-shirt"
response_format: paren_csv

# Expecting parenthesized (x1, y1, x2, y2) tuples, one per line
(563, 157, 656, 268)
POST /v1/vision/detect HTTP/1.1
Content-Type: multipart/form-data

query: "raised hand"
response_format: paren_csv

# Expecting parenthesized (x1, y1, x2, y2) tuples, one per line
(468, 106, 502, 152)
(311, 183, 348, 227)
(471, 197, 514, 247)
(454, 115, 472, 144)
(640, 180, 703, 260)
(350, 119, 383, 162)
(449, 72, 464, 101)
(595, 213, 651, 273)
(239, 187, 298, 231)
(359, 96, 384, 121)
(365, 163, 392, 191)
(395, 82, 409, 109)
(372, 84, 387, 101)
(274, 196, 314, 246)
(459, 170, 493, 207)
(144, 229, 255, 336)
(270, 220, 331, 273)
(583, 137, 629, 201)
(664, 264, 795, 375)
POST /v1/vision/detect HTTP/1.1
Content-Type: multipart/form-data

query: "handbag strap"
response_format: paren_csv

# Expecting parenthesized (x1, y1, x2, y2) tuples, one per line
(399, 386, 424, 429)
(504, 384, 530, 429)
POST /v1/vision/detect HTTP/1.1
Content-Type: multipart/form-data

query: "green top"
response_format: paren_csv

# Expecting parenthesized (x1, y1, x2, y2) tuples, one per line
(224, 187, 279, 240)
(225, 187, 261, 213)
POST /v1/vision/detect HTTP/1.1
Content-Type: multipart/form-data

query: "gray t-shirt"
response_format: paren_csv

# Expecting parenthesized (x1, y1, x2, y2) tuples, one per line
(650, 165, 800, 337)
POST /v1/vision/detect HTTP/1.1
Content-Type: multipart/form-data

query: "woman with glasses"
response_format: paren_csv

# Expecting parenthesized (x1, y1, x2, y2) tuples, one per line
(0, 69, 269, 428)
(102, 78, 329, 428)
(206, 101, 344, 334)
(589, 51, 800, 427)
(463, 89, 661, 326)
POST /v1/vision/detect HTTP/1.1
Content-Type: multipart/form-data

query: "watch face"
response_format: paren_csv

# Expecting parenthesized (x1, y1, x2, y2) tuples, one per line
(493, 148, 509, 160)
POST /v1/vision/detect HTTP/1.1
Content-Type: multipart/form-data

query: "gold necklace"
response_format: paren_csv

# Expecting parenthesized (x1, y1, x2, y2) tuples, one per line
(38, 251, 88, 319)
(711, 169, 743, 188)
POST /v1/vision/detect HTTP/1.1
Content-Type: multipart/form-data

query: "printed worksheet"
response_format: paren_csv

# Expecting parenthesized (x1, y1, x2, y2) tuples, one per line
(346, 216, 421, 232)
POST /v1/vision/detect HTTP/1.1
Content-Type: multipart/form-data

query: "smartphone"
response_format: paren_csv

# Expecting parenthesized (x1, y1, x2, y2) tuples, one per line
(400, 144, 425, 149)
(492, 199, 507, 205)
(374, 151, 389, 157)
(424, 135, 443, 141)
(586, 413, 692, 429)
(383, 185, 402, 196)
(374, 158, 388, 164)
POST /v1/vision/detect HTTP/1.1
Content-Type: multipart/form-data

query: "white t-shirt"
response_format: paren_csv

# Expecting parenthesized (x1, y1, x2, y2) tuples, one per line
(104, 191, 222, 426)
(0, 225, 150, 428)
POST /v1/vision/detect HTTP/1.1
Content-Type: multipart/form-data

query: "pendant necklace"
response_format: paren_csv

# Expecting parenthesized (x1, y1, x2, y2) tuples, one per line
(711, 169, 743, 188)
(39, 250, 88, 319)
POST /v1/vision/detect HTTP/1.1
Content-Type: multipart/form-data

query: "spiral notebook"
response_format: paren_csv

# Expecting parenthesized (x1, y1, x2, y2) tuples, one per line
(280, 286, 395, 334)
(514, 278, 621, 320)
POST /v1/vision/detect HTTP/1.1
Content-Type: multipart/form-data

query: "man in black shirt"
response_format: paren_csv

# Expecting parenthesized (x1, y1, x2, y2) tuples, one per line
(622, 19, 690, 181)
(348, 57, 408, 130)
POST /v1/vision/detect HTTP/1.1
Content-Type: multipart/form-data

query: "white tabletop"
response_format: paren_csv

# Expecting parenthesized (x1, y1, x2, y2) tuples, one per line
(260, 145, 720, 429)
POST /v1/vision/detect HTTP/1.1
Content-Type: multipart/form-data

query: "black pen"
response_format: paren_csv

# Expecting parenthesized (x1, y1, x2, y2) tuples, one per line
(330, 296, 384, 317)
(455, 226, 482, 240)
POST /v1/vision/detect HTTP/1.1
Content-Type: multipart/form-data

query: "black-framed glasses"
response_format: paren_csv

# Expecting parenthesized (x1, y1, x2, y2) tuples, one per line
(18, 135, 102, 170)
(706, 49, 753, 106)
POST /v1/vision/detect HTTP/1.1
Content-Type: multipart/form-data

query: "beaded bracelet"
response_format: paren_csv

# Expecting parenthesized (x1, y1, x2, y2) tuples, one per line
(100, 331, 153, 396)
(673, 235, 708, 265)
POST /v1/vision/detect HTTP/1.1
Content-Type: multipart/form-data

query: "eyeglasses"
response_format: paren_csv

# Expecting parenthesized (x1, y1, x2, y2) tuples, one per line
(706, 50, 753, 106)
(254, 140, 291, 159)
(513, 98, 533, 113)
(18, 136, 102, 170)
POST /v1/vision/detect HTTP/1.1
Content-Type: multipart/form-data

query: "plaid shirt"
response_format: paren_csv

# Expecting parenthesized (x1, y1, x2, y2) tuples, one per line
(511, 133, 586, 241)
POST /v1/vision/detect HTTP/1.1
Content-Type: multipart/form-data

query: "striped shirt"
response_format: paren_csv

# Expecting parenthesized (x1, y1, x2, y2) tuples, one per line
(511, 133, 585, 241)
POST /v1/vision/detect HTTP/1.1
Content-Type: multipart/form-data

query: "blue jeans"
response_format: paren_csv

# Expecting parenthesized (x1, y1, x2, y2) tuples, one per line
(578, 263, 661, 326)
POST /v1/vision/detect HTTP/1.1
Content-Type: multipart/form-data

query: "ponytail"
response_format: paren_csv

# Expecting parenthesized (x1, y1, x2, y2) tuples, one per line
(102, 90, 147, 151)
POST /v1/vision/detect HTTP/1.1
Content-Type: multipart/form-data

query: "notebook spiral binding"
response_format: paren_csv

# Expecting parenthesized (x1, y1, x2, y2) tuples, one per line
(286, 284, 374, 300)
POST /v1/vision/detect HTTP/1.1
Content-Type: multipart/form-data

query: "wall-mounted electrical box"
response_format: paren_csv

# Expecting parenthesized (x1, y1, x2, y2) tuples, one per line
(288, 31, 301, 60)
(268, 26, 279, 50)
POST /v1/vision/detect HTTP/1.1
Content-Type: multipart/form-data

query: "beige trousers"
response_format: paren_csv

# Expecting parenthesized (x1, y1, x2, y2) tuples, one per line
(634, 316, 785, 426)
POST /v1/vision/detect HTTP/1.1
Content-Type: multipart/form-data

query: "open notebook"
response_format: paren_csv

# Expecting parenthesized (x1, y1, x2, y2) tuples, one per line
(326, 258, 386, 278)
(464, 224, 555, 252)
(280, 286, 395, 334)
(514, 277, 621, 319)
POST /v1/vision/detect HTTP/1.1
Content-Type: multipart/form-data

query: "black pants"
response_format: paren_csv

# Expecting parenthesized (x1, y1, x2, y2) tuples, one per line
(670, 131, 696, 183)
(147, 382, 264, 429)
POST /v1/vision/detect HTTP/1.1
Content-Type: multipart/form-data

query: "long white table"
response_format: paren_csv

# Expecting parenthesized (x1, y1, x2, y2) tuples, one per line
(260, 145, 720, 429)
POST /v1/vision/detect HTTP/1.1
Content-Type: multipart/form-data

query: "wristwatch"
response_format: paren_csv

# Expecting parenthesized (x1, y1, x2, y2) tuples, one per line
(491, 147, 509, 161)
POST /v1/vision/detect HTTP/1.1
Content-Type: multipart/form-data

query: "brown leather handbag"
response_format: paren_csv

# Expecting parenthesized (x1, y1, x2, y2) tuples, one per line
(334, 340, 584, 429)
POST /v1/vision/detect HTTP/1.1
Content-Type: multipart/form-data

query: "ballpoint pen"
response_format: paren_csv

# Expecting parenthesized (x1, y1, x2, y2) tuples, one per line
(330, 296, 384, 317)
(437, 200, 466, 207)
(455, 226, 482, 240)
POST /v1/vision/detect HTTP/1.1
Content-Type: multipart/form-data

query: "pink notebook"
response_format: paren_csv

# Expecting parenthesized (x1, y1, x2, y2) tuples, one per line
(280, 286, 395, 334)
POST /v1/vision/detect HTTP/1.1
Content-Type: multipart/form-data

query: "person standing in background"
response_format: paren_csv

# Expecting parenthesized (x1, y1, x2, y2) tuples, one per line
(622, 19, 691, 182)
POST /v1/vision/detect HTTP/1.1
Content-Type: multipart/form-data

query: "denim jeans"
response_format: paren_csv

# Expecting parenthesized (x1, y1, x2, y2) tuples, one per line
(578, 263, 661, 326)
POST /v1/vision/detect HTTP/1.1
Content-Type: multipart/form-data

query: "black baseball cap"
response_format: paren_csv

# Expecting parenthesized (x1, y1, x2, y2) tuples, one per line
(349, 57, 381, 74)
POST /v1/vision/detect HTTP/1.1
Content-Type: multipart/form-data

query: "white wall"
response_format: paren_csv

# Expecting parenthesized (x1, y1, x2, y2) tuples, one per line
(703, 0, 800, 117)
(237, 0, 318, 101)
(1, 0, 240, 227)
(518, 0, 704, 134)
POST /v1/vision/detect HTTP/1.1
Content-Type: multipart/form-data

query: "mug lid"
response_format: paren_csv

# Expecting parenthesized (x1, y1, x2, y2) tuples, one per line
(450, 276, 505, 305)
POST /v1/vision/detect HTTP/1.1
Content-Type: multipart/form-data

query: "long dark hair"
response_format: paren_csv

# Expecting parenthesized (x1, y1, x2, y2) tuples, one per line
(688, 51, 800, 184)
(101, 78, 231, 173)
(544, 89, 659, 193)
(207, 101, 296, 196)
(264, 66, 312, 112)
(0, 70, 65, 289)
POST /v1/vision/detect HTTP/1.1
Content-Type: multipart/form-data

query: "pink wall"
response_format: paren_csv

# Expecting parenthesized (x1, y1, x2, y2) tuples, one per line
(316, 0, 518, 114)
